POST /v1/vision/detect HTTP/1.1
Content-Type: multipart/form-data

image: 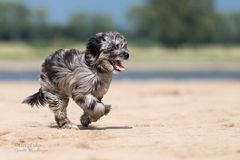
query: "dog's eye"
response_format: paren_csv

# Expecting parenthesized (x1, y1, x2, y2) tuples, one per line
(113, 44, 119, 49)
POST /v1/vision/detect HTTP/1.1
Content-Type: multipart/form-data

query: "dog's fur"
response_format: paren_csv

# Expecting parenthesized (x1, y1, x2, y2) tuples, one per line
(22, 32, 129, 129)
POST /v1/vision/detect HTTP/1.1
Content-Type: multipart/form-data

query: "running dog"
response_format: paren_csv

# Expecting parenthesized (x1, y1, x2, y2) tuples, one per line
(23, 32, 129, 129)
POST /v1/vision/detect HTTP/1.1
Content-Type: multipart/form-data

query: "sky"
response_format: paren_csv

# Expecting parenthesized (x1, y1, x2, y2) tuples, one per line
(1, 0, 240, 27)
(4, 0, 143, 27)
(215, 0, 240, 12)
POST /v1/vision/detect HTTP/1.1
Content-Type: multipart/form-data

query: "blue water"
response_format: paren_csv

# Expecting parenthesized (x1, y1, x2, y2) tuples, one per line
(0, 71, 240, 80)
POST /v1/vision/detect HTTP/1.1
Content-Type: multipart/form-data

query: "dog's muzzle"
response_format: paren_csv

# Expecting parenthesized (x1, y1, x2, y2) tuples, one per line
(109, 51, 129, 72)
(110, 60, 125, 72)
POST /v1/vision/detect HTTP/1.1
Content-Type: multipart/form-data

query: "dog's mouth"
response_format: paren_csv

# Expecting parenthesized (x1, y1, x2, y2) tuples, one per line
(110, 60, 125, 72)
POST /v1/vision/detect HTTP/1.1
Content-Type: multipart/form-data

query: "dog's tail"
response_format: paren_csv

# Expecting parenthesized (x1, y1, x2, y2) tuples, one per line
(22, 88, 46, 107)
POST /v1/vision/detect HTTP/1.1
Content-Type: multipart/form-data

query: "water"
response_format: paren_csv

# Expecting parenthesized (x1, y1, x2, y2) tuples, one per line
(0, 71, 240, 80)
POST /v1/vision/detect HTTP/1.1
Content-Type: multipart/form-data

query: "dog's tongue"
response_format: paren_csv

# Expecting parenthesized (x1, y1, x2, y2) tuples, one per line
(113, 61, 125, 72)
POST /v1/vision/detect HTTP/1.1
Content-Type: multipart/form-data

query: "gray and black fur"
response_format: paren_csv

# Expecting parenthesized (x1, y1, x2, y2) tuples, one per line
(23, 32, 129, 129)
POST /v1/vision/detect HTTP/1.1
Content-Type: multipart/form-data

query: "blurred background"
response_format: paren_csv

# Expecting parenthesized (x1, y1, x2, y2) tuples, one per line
(0, 0, 240, 80)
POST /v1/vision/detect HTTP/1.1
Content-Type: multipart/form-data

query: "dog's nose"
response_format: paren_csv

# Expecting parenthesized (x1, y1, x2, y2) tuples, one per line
(122, 51, 129, 60)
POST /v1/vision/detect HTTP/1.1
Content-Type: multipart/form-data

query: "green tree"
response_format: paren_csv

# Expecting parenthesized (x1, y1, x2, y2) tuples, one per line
(88, 14, 115, 35)
(214, 12, 240, 43)
(29, 8, 49, 40)
(0, 3, 31, 40)
(66, 12, 115, 41)
(65, 12, 89, 40)
(128, 0, 217, 46)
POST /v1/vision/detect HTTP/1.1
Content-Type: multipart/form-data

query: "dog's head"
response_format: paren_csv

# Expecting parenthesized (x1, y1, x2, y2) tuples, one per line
(85, 32, 129, 72)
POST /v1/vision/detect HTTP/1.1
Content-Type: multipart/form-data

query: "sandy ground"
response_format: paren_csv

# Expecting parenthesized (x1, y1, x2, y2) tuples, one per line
(0, 80, 240, 160)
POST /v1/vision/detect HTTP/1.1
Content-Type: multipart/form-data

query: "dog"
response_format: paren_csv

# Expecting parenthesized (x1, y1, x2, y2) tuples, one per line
(22, 32, 129, 129)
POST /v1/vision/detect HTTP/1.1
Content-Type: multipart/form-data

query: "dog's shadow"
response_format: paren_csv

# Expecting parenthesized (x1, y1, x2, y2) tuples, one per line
(79, 125, 132, 130)
(49, 124, 132, 130)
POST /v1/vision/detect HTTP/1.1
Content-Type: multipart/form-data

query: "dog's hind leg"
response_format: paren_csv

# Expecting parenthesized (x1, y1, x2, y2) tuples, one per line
(44, 91, 78, 129)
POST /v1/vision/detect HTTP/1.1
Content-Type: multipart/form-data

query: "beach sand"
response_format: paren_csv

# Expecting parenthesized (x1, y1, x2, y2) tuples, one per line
(0, 80, 240, 160)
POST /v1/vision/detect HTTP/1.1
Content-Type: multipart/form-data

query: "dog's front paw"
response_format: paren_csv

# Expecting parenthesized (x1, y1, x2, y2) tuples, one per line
(80, 112, 91, 127)
(104, 104, 111, 115)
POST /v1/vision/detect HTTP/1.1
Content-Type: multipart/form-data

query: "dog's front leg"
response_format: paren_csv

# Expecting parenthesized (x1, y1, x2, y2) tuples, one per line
(73, 94, 110, 127)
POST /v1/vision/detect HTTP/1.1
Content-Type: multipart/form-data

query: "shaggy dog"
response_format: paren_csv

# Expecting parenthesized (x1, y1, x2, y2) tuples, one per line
(22, 32, 129, 129)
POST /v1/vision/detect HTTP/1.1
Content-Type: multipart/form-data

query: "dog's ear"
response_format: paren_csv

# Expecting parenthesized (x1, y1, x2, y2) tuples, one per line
(86, 32, 105, 57)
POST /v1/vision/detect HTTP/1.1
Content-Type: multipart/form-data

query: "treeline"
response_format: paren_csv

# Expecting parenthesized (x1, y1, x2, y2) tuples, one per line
(0, 3, 115, 42)
(1, 1, 240, 46)
(128, 0, 240, 46)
